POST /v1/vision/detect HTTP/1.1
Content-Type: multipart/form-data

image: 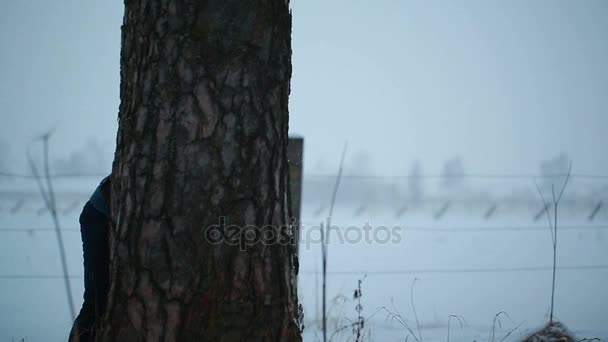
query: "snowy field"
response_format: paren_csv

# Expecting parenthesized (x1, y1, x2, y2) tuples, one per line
(0, 177, 607, 341)
(297, 212, 608, 342)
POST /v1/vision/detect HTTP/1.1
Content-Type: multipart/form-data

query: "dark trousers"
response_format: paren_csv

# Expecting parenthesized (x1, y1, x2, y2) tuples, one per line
(69, 201, 110, 341)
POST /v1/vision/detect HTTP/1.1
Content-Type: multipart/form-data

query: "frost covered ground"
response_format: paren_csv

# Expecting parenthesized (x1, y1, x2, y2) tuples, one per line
(0, 177, 606, 341)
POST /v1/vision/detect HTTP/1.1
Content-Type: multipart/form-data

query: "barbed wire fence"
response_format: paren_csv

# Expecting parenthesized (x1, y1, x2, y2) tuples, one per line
(1, 169, 608, 179)
(1, 169, 608, 337)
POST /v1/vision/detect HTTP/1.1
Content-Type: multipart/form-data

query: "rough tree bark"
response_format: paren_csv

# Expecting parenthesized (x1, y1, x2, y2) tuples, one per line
(98, 0, 302, 340)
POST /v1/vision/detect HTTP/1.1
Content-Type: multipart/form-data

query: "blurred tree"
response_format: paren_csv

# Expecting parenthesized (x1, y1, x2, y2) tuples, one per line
(408, 160, 424, 206)
(96, 1, 302, 341)
(53, 137, 112, 175)
(440, 156, 466, 191)
(540, 152, 571, 192)
(0, 139, 9, 173)
(347, 149, 372, 175)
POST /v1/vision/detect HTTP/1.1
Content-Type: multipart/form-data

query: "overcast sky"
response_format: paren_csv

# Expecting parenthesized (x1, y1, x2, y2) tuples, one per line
(1, 0, 607, 177)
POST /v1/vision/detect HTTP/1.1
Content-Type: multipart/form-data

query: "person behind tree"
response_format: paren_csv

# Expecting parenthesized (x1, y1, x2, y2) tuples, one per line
(68, 175, 111, 342)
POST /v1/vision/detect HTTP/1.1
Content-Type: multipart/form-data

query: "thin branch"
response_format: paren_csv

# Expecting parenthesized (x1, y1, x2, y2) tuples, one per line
(489, 311, 512, 342)
(26, 148, 51, 209)
(322, 142, 348, 342)
(328, 322, 355, 342)
(42, 134, 58, 217)
(497, 321, 523, 342)
(321, 222, 327, 342)
(556, 163, 572, 203)
(327, 142, 348, 220)
(27, 134, 76, 321)
(410, 278, 423, 342)
(534, 182, 554, 244)
(380, 306, 420, 342)
(446, 314, 467, 342)
(549, 163, 571, 323)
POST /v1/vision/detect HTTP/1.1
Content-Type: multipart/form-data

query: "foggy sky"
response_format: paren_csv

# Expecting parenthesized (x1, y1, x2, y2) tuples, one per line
(1, 0, 607, 177)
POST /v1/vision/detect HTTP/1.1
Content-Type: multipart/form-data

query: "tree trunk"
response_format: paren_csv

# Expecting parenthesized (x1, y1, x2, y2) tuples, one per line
(98, 0, 301, 340)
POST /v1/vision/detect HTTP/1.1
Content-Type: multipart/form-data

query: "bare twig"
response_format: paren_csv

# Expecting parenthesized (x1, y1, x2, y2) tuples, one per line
(446, 315, 467, 342)
(27, 150, 51, 210)
(549, 163, 571, 323)
(489, 311, 512, 342)
(27, 133, 76, 321)
(534, 163, 572, 324)
(330, 305, 383, 342)
(321, 222, 327, 342)
(497, 322, 523, 342)
(381, 306, 420, 342)
(556, 164, 572, 203)
(410, 278, 423, 342)
(327, 142, 348, 221)
(328, 323, 353, 342)
(353, 275, 367, 342)
(534, 182, 554, 244)
(322, 142, 348, 342)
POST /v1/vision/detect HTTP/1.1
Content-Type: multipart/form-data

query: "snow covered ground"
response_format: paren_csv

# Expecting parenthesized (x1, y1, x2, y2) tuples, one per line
(297, 199, 608, 341)
(0, 177, 606, 341)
